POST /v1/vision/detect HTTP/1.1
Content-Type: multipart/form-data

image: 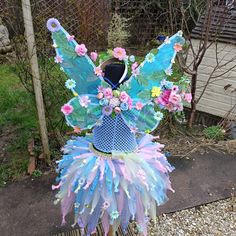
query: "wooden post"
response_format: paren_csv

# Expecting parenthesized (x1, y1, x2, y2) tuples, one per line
(21, 0, 50, 161)
(108, 226, 115, 236)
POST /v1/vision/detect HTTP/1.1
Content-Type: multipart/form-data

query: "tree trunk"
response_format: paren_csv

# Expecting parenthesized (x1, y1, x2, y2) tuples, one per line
(188, 72, 197, 128)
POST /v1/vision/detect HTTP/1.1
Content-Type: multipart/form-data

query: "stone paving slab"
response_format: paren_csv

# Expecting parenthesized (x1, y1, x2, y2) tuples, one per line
(0, 151, 235, 236)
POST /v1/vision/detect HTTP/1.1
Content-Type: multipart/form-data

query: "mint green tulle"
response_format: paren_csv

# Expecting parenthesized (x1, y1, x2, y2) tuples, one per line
(66, 95, 102, 129)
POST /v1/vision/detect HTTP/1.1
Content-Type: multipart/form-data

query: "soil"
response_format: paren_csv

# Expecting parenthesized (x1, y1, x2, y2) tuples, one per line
(157, 124, 232, 159)
(0, 126, 17, 164)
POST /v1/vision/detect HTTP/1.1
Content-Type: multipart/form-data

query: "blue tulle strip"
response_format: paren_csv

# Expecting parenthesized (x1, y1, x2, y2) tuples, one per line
(53, 134, 174, 236)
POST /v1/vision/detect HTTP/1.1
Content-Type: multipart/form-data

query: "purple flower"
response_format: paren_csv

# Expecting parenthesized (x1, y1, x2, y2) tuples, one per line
(102, 105, 113, 116)
(46, 18, 61, 32)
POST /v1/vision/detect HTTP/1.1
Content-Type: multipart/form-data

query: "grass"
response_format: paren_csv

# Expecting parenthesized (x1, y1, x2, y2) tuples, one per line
(0, 64, 38, 186)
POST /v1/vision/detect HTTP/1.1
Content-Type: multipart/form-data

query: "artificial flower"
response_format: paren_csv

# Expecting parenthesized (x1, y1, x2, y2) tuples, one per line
(129, 55, 135, 62)
(97, 92, 104, 99)
(130, 126, 138, 133)
(97, 86, 104, 93)
(65, 79, 76, 89)
(103, 88, 113, 99)
(94, 67, 103, 76)
(79, 95, 91, 108)
(151, 86, 161, 97)
(75, 44, 87, 56)
(165, 68, 173, 76)
(54, 55, 63, 63)
(90, 51, 98, 62)
(120, 102, 129, 111)
(184, 93, 192, 103)
(171, 85, 179, 93)
(66, 34, 75, 41)
(169, 93, 181, 105)
(145, 53, 155, 63)
(78, 178, 85, 185)
(135, 102, 143, 110)
(113, 90, 120, 97)
(156, 90, 171, 106)
(103, 201, 110, 209)
(164, 36, 171, 44)
(99, 98, 109, 106)
(52, 43, 58, 48)
(178, 30, 183, 36)
(109, 97, 120, 108)
(131, 62, 138, 71)
(154, 111, 164, 121)
(119, 91, 129, 103)
(176, 103, 184, 111)
(174, 43, 182, 52)
(114, 106, 121, 114)
(113, 47, 127, 61)
(165, 81, 174, 89)
(102, 105, 113, 116)
(47, 18, 61, 32)
(127, 97, 133, 109)
(73, 126, 81, 133)
(132, 67, 140, 77)
(61, 104, 73, 115)
(110, 210, 119, 220)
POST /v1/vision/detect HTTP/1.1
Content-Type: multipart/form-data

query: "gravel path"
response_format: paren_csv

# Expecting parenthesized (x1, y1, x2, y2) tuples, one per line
(145, 198, 236, 236)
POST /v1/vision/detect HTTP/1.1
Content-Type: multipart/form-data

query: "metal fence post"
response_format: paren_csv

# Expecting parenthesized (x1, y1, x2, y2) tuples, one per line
(21, 0, 50, 161)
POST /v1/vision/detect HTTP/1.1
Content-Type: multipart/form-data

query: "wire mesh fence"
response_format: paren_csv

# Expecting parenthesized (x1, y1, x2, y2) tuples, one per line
(0, 0, 182, 146)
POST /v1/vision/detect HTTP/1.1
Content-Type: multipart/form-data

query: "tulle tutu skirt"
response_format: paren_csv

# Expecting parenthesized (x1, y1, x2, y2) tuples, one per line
(53, 134, 174, 236)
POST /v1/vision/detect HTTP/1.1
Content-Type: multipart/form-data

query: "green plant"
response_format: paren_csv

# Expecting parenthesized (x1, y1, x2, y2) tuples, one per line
(203, 125, 225, 141)
(108, 13, 130, 48)
(32, 170, 43, 178)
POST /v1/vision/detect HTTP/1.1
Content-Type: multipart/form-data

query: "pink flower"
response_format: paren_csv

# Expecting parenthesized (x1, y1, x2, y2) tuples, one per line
(171, 85, 179, 93)
(90, 52, 98, 62)
(79, 95, 91, 108)
(174, 43, 182, 52)
(114, 106, 121, 114)
(127, 97, 133, 109)
(66, 34, 75, 41)
(135, 102, 143, 110)
(113, 47, 127, 61)
(94, 67, 103, 76)
(97, 86, 104, 93)
(61, 104, 73, 115)
(169, 93, 181, 105)
(130, 126, 138, 133)
(103, 88, 113, 99)
(97, 92, 104, 99)
(75, 44, 87, 56)
(132, 68, 140, 77)
(157, 90, 171, 106)
(131, 62, 138, 71)
(176, 103, 183, 111)
(54, 55, 63, 63)
(184, 93, 192, 103)
(119, 91, 129, 103)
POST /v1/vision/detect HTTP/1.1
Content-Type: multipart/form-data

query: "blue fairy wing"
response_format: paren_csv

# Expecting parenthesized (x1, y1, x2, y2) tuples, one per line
(121, 102, 161, 133)
(64, 95, 102, 130)
(47, 18, 101, 95)
(125, 31, 185, 100)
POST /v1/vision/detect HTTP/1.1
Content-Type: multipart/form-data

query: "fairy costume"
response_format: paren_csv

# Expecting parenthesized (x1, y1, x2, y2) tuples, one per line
(47, 18, 188, 236)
